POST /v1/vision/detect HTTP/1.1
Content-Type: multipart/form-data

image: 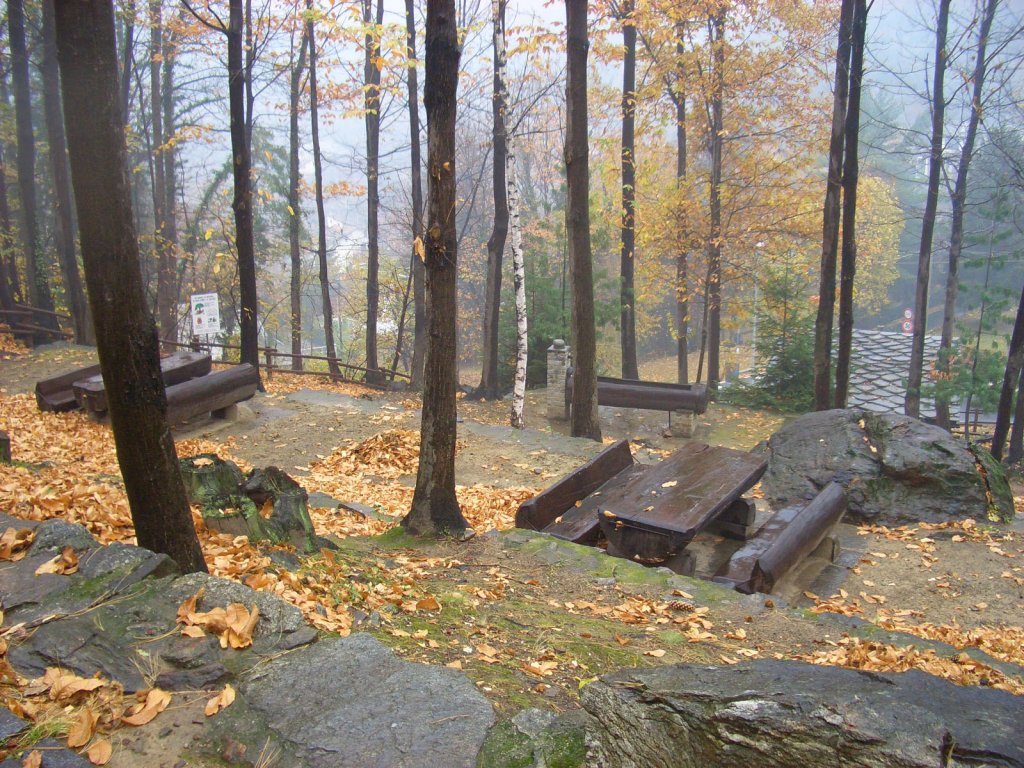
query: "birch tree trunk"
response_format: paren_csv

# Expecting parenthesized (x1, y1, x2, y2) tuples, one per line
(508, 138, 527, 429)
(905, 0, 950, 418)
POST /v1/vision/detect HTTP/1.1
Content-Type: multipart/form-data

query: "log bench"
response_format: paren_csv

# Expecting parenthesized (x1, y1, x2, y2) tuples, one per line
(565, 371, 710, 435)
(713, 482, 846, 594)
(165, 364, 259, 426)
(35, 363, 103, 412)
(73, 351, 212, 416)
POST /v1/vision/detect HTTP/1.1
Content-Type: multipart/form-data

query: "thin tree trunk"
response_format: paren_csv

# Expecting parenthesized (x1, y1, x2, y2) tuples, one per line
(405, 0, 426, 389)
(0, 77, 22, 306)
(813, 0, 853, 410)
(228, 0, 261, 377)
(565, 0, 601, 441)
(905, 0, 950, 418)
(54, 0, 206, 573)
(619, 0, 639, 380)
(307, 8, 341, 378)
(833, 0, 867, 408)
(508, 127, 527, 429)
(364, 0, 385, 385)
(9, 0, 59, 339)
(470, 0, 509, 401)
(403, 0, 472, 537)
(288, 21, 308, 371)
(149, 0, 175, 345)
(1007, 364, 1024, 463)
(41, 0, 93, 344)
(391, 265, 413, 376)
(161, 19, 181, 340)
(991, 280, 1024, 461)
(119, 0, 135, 118)
(674, 23, 688, 386)
(935, 0, 997, 429)
(706, 9, 725, 391)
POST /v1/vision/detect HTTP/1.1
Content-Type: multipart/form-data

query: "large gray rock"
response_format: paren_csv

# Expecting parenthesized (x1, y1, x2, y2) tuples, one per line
(761, 409, 1013, 525)
(580, 660, 1024, 768)
(241, 633, 494, 768)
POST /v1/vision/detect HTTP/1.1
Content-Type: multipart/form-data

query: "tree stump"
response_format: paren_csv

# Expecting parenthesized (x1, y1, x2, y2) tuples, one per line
(179, 455, 322, 553)
(0, 430, 11, 464)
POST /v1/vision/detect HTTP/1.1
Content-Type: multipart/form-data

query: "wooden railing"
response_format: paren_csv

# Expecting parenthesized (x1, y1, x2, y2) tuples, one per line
(0, 303, 73, 342)
(160, 338, 410, 386)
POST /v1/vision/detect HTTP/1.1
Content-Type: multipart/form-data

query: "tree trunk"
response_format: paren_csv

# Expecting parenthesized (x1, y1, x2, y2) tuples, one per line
(41, 0, 93, 345)
(54, 0, 206, 573)
(991, 280, 1024, 461)
(1007, 365, 1024, 463)
(706, 9, 725, 392)
(508, 130, 527, 429)
(119, 0, 135, 118)
(619, 0, 639, 380)
(161, 19, 181, 339)
(405, 0, 426, 389)
(149, 0, 175, 346)
(470, 0, 509, 401)
(905, 0, 950, 418)
(565, 0, 601, 441)
(307, 10, 341, 378)
(288, 22, 308, 371)
(403, 0, 472, 537)
(935, 0, 997, 430)
(228, 0, 261, 377)
(812, 0, 853, 410)
(9, 0, 59, 340)
(833, 0, 867, 408)
(364, 0, 385, 385)
(674, 24, 688, 386)
(0, 79, 22, 307)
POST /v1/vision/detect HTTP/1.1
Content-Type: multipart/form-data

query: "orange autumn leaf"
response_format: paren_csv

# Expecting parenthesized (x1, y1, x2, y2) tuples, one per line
(21, 750, 42, 768)
(66, 705, 98, 748)
(87, 739, 113, 765)
(204, 684, 236, 717)
(122, 688, 171, 726)
(34, 546, 79, 576)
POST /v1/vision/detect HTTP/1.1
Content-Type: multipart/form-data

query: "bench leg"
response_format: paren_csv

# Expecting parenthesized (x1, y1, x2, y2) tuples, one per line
(810, 535, 840, 563)
(662, 549, 696, 577)
(212, 403, 239, 421)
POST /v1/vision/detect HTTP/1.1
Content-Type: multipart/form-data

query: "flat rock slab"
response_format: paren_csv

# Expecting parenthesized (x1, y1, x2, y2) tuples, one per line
(580, 659, 1024, 768)
(242, 634, 494, 768)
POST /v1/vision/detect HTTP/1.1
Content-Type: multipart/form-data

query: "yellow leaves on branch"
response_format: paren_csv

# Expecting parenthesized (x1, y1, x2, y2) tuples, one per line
(176, 589, 260, 650)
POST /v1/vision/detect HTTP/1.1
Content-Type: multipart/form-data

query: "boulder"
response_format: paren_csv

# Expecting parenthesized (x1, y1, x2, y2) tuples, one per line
(761, 409, 1013, 525)
(580, 660, 1024, 768)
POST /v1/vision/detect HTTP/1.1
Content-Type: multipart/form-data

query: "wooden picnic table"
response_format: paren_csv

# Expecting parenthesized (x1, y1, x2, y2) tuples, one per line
(596, 443, 767, 573)
(72, 351, 213, 416)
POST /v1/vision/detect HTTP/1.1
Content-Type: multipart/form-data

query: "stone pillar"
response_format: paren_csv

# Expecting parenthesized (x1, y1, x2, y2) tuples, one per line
(547, 339, 571, 421)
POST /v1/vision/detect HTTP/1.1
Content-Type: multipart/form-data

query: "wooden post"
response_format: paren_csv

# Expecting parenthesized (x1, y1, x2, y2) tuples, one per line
(264, 347, 274, 380)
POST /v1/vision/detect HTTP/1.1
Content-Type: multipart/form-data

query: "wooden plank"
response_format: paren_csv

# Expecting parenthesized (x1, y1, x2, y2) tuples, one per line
(599, 443, 766, 539)
(541, 463, 647, 544)
(515, 439, 634, 532)
(166, 364, 259, 425)
(35, 363, 103, 412)
(73, 352, 212, 414)
(713, 482, 846, 594)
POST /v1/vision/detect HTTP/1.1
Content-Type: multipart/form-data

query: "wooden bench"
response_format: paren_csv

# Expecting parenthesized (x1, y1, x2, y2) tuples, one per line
(165, 364, 259, 426)
(35, 363, 103, 412)
(73, 352, 213, 416)
(713, 482, 846, 594)
(597, 444, 767, 574)
(566, 371, 710, 414)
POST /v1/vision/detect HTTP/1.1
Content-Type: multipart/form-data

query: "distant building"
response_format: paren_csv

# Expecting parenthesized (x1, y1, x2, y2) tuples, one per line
(846, 329, 943, 419)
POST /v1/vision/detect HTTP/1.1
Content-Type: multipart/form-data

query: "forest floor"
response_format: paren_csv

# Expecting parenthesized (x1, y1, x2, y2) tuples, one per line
(1, 340, 1022, 765)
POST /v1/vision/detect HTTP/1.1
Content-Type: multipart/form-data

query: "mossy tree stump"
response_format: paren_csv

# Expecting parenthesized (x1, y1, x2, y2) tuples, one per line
(180, 454, 320, 552)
